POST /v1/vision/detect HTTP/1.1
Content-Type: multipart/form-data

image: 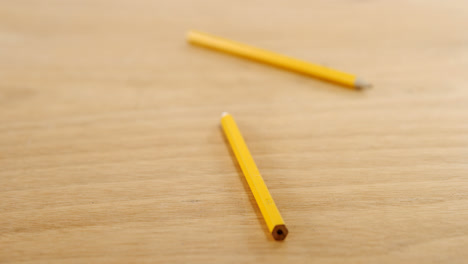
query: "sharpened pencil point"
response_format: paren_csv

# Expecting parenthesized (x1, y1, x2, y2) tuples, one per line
(354, 78, 373, 90)
(221, 112, 229, 118)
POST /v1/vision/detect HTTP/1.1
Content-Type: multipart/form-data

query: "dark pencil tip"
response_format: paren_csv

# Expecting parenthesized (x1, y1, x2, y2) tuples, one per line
(272, 225, 289, 241)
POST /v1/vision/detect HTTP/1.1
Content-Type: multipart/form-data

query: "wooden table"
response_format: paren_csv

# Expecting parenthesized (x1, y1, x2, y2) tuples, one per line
(1, 0, 467, 263)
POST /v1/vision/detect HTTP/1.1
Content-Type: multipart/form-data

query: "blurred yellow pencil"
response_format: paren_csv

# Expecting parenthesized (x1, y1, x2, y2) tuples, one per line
(187, 30, 371, 89)
(221, 112, 288, 240)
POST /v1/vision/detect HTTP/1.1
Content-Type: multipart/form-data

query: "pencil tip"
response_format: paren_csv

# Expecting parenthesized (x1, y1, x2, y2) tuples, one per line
(354, 78, 373, 90)
(221, 112, 229, 118)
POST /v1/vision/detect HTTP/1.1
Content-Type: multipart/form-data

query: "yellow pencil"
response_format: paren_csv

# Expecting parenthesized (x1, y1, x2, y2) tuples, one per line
(188, 30, 371, 89)
(221, 112, 288, 240)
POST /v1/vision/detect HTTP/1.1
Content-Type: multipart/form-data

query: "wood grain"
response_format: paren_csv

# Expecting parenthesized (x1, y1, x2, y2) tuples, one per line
(1, 0, 468, 263)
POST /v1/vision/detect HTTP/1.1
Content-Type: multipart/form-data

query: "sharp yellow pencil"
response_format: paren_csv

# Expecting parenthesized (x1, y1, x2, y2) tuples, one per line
(221, 112, 288, 240)
(188, 30, 371, 89)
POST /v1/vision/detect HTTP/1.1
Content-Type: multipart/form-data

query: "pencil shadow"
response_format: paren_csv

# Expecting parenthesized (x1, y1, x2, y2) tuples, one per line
(219, 125, 274, 241)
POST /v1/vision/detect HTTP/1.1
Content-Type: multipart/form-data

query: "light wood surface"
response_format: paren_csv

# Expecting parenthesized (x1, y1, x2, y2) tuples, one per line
(1, 0, 468, 263)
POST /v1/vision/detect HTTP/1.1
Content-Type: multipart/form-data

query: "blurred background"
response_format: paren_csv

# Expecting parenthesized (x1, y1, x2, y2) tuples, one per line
(1, 0, 467, 263)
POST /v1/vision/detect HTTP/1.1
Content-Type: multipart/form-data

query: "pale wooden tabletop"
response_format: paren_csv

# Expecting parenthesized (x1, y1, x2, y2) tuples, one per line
(1, 0, 468, 263)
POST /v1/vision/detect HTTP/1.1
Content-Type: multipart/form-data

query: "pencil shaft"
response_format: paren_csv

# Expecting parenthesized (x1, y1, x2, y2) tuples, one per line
(221, 113, 288, 240)
(188, 30, 358, 88)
